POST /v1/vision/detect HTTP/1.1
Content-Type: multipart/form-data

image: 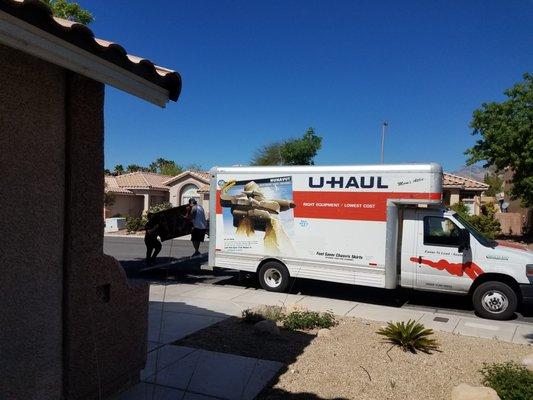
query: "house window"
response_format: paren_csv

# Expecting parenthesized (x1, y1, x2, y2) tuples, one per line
(181, 184, 199, 205)
(423, 216, 461, 247)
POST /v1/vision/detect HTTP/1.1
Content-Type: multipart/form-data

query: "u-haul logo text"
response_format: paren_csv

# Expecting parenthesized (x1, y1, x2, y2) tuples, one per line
(308, 176, 388, 189)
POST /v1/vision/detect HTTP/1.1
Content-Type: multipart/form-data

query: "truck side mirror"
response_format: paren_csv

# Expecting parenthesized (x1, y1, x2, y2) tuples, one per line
(458, 228, 470, 253)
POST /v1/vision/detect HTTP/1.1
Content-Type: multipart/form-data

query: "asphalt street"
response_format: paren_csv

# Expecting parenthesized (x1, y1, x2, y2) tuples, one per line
(104, 235, 532, 323)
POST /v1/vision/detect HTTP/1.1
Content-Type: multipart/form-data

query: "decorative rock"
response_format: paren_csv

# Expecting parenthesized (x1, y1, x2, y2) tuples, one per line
(451, 384, 500, 400)
(254, 320, 280, 336)
(317, 328, 331, 338)
(522, 353, 533, 372)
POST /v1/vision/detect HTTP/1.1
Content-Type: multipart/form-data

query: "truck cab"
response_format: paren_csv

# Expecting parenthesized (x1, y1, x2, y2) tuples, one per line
(401, 208, 533, 319)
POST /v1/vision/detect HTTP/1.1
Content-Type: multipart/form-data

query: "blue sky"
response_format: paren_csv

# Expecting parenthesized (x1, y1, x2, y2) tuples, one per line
(82, 0, 533, 172)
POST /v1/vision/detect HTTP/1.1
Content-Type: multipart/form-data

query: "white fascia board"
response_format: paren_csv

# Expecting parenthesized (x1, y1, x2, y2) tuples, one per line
(0, 11, 169, 107)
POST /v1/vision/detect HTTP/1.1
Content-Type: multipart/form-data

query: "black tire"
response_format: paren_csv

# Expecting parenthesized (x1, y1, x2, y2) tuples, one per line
(472, 281, 518, 320)
(258, 261, 290, 292)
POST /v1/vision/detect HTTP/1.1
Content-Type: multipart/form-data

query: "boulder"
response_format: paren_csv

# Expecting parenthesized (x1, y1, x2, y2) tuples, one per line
(254, 320, 280, 336)
(451, 384, 500, 400)
(522, 353, 533, 372)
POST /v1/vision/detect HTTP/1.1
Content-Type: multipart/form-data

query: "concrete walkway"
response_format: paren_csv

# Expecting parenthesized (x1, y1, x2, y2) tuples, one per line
(117, 282, 533, 399)
(148, 282, 533, 345)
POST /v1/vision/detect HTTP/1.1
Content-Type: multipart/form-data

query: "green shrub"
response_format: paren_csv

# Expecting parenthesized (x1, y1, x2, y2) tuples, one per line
(376, 320, 439, 353)
(241, 306, 285, 324)
(450, 201, 470, 215)
(282, 310, 336, 331)
(149, 202, 173, 214)
(450, 201, 501, 239)
(468, 214, 501, 239)
(125, 216, 147, 232)
(480, 361, 533, 400)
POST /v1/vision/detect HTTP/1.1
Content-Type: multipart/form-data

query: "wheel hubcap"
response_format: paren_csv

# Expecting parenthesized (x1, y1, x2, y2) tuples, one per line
(264, 268, 282, 288)
(481, 290, 508, 314)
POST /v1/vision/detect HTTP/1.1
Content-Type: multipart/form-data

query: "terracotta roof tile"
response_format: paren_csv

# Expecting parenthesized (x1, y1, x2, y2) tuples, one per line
(105, 172, 171, 192)
(1, 0, 181, 101)
(443, 173, 489, 190)
(105, 175, 133, 194)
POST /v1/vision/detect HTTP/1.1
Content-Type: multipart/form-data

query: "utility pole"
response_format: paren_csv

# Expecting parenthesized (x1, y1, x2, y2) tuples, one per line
(380, 121, 388, 163)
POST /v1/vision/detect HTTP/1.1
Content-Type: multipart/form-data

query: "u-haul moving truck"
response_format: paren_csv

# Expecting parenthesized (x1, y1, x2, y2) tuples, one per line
(208, 163, 533, 320)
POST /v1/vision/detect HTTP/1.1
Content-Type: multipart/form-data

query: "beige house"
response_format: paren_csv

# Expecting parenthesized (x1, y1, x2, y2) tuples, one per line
(105, 170, 211, 217)
(165, 170, 211, 212)
(105, 172, 171, 217)
(501, 168, 532, 233)
(442, 172, 489, 215)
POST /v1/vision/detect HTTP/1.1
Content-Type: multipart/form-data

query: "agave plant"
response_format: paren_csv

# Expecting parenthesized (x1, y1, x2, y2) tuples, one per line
(376, 319, 439, 353)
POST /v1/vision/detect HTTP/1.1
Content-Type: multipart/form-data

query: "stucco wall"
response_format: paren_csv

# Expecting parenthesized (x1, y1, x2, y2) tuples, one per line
(168, 176, 207, 207)
(107, 194, 144, 217)
(0, 44, 148, 399)
(0, 44, 65, 399)
(63, 73, 148, 399)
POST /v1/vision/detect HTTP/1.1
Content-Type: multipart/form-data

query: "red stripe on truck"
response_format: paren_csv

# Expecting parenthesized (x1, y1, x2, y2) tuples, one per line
(292, 191, 441, 221)
(216, 190, 222, 214)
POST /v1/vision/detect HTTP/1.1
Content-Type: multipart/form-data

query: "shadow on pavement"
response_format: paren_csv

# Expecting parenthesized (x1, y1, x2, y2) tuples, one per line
(122, 254, 530, 320)
(260, 389, 349, 400)
(146, 299, 322, 399)
(216, 271, 474, 312)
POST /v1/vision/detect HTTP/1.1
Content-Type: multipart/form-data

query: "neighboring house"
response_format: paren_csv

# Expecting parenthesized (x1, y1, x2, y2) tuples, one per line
(105, 172, 172, 217)
(0, 0, 181, 398)
(105, 170, 212, 217)
(442, 172, 489, 215)
(502, 168, 532, 233)
(164, 170, 211, 212)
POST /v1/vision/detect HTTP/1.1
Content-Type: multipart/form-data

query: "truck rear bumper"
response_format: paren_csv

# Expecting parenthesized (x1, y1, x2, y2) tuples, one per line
(519, 284, 533, 303)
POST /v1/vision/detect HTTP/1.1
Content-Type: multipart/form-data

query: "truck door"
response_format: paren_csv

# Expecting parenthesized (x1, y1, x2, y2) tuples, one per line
(412, 211, 478, 293)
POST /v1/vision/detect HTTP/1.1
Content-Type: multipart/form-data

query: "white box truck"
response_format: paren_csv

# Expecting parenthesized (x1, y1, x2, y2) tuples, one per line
(208, 163, 533, 320)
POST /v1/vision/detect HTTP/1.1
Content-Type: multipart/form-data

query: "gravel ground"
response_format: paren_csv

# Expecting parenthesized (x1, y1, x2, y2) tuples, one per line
(260, 318, 530, 400)
(172, 314, 530, 400)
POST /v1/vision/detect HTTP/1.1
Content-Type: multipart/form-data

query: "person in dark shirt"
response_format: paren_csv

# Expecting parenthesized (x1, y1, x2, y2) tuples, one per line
(144, 212, 162, 266)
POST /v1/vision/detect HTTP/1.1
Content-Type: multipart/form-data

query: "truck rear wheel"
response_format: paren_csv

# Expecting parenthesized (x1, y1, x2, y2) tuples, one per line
(258, 261, 289, 292)
(472, 281, 517, 320)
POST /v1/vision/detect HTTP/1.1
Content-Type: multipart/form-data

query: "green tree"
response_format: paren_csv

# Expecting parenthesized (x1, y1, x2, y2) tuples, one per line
(113, 164, 124, 175)
(160, 162, 182, 176)
(466, 73, 533, 207)
(483, 173, 504, 197)
(41, 0, 94, 24)
(148, 158, 183, 176)
(251, 127, 323, 166)
(126, 164, 148, 173)
(251, 142, 285, 166)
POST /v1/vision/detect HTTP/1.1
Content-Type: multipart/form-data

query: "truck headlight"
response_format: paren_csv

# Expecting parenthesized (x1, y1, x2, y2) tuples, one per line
(527, 264, 533, 277)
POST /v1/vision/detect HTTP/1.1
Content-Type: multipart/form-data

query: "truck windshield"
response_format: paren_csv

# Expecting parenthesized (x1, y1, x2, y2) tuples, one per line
(452, 213, 497, 248)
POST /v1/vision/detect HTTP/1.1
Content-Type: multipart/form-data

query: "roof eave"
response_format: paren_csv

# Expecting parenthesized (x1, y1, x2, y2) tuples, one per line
(0, 10, 171, 107)
(163, 171, 210, 186)
(125, 186, 169, 191)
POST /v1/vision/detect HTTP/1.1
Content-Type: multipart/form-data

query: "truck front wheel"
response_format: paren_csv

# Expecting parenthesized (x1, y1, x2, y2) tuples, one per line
(258, 261, 290, 292)
(472, 281, 518, 320)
